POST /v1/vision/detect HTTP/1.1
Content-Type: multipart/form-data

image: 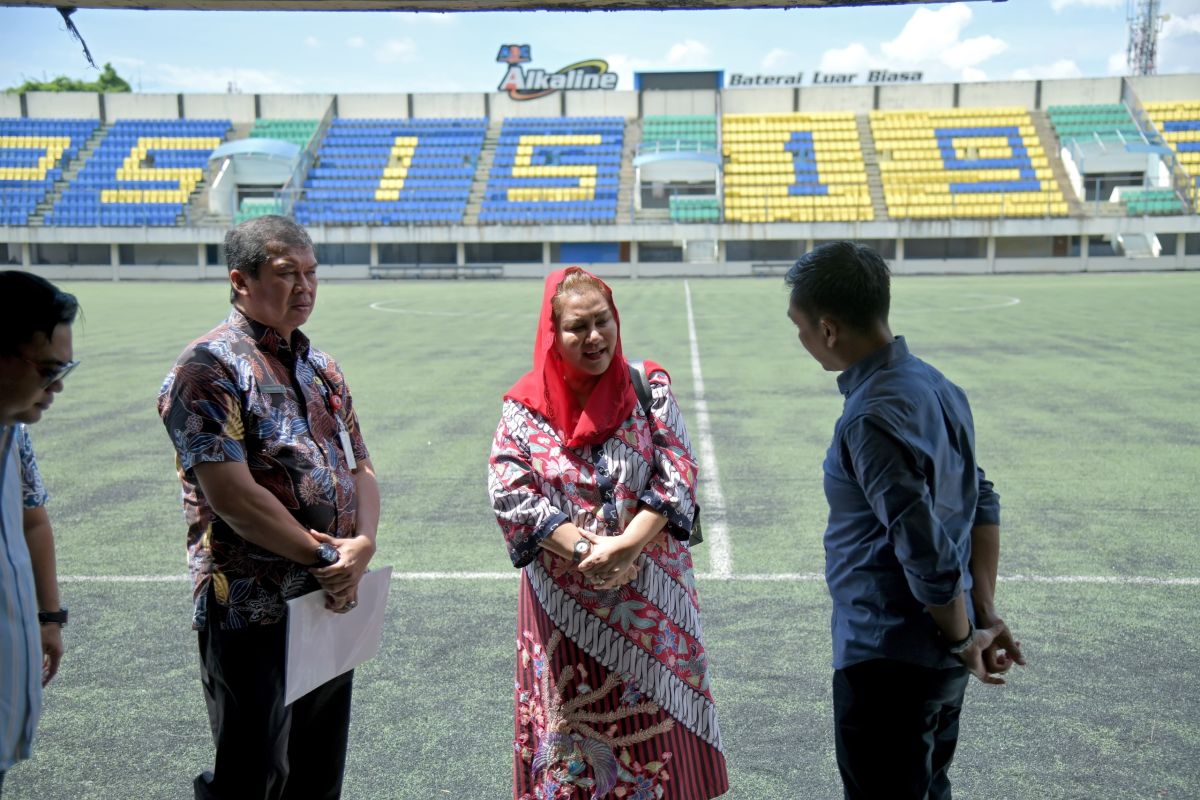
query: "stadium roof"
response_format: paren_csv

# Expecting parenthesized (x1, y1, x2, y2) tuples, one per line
(0, 0, 998, 10)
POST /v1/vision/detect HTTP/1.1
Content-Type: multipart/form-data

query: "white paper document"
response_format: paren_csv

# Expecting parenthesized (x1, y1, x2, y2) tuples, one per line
(285, 566, 393, 705)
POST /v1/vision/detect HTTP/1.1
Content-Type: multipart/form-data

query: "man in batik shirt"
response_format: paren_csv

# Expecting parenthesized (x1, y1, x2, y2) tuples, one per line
(158, 216, 379, 800)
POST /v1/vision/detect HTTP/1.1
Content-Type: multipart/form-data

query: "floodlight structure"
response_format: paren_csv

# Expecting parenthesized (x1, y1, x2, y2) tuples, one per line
(1126, 0, 1164, 76)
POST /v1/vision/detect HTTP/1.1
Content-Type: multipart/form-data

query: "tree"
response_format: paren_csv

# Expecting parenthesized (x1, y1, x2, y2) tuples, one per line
(6, 63, 131, 94)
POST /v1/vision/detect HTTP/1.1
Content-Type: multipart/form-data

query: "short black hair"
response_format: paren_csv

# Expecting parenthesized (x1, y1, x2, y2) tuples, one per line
(784, 241, 891, 333)
(223, 215, 313, 303)
(0, 271, 79, 354)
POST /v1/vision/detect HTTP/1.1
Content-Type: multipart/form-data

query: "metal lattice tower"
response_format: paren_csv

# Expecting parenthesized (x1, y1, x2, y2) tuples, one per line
(1126, 0, 1163, 76)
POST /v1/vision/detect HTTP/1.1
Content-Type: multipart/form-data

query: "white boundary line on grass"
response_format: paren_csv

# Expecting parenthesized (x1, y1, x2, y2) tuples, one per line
(684, 280, 733, 579)
(58, 572, 1200, 585)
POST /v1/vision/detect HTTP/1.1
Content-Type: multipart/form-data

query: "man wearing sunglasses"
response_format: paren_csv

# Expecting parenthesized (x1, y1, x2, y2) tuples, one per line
(0, 271, 79, 796)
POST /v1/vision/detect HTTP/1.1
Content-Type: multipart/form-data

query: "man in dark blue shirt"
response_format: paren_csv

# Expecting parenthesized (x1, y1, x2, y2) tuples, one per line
(785, 242, 1025, 800)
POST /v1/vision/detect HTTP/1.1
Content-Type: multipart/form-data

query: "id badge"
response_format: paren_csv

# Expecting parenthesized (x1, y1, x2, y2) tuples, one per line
(338, 426, 358, 471)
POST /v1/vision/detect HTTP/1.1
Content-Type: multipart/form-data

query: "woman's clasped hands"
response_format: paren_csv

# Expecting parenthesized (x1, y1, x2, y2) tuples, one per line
(575, 528, 642, 591)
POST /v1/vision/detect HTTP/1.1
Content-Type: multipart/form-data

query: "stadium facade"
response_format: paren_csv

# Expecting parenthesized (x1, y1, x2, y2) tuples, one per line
(1, 71, 1198, 280)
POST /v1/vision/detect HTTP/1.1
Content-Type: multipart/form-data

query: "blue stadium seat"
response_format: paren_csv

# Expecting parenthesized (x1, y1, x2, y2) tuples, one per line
(49, 118, 230, 227)
(480, 117, 625, 226)
(293, 118, 486, 226)
(0, 118, 99, 225)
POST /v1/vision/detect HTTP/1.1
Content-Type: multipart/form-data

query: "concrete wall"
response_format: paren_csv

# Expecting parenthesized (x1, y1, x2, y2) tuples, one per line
(0, 94, 22, 118)
(798, 85, 874, 113)
(565, 90, 638, 118)
(183, 93, 256, 123)
(642, 90, 718, 116)
(25, 92, 101, 119)
(336, 93, 410, 119)
(1128, 74, 1200, 103)
(958, 81, 1038, 109)
(105, 93, 180, 120)
(259, 94, 333, 119)
(878, 82, 956, 110)
(490, 91, 563, 119)
(1040, 77, 1122, 108)
(410, 92, 486, 118)
(724, 88, 792, 114)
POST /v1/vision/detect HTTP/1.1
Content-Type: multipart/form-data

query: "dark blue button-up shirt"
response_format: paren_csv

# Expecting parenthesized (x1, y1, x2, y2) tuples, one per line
(823, 336, 1000, 670)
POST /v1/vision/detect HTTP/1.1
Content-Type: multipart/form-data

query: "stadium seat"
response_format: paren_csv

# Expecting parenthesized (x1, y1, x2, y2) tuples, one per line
(47, 118, 230, 227)
(249, 118, 320, 148)
(0, 118, 99, 225)
(480, 117, 624, 225)
(722, 112, 873, 223)
(293, 118, 485, 226)
(1047, 104, 1142, 144)
(1143, 100, 1200, 185)
(871, 107, 1069, 219)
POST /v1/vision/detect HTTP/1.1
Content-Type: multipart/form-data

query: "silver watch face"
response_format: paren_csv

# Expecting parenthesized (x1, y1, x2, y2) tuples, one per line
(573, 539, 591, 560)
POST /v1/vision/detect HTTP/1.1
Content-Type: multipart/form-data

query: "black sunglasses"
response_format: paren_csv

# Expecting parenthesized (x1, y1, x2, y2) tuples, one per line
(23, 358, 80, 389)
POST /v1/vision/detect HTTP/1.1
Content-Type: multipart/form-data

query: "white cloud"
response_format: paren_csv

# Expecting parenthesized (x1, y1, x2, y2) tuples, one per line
(1162, 13, 1200, 38)
(150, 64, 306, 94)
(882, 5, 973, 64)
(1011, 59, 1084, 80)
(304, 36, 320, 48)
(665, 40, 713, 67)
(346, 36, 366, 49)
(761, 48, 802, 72)
(818, 43, 877, 74)
(376, 38, 419, 64)
(819, 5, 1008, 82)
(1050, 0, 1122, 11)
(941, 35, 1009, 70)
(1159, 11, 1200, 72)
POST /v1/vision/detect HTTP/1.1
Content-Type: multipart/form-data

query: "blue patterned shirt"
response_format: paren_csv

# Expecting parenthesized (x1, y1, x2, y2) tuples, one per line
(0, 425, 43, 771)
(823, 337, 1001, 670)
(18, 426, 48, 509)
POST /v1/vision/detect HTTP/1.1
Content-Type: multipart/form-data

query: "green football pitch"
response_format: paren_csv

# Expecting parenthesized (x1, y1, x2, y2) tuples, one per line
(6, 272, 1199, 799)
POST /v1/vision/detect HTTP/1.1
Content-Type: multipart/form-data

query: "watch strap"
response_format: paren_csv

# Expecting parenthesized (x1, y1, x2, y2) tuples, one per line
(947, 621, 975, 655)
(39, 607, 68, 626)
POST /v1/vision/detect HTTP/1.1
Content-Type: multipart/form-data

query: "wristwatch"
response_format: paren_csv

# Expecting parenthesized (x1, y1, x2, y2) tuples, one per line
(571, 538, 592, 564)
(38, 607, 68, 626)
(947, 621, 975, 656)
(310, 543, 339, 568)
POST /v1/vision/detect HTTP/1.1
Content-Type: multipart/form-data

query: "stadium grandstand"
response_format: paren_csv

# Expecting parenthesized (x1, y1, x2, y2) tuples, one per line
(1, 72, 1197, 278)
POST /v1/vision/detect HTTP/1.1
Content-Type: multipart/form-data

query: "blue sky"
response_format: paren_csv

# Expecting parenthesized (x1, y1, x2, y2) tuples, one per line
(0, 1, 1197, 95)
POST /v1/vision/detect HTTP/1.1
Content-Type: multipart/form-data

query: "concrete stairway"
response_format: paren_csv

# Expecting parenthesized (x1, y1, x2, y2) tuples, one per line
(1029, 108, 1086, 218)
(856, 113, 889, 221)
(462, 120, 501, 226)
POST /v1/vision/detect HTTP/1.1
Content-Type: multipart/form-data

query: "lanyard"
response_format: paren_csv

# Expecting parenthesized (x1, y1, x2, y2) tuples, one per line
(311, 368, 358, 472)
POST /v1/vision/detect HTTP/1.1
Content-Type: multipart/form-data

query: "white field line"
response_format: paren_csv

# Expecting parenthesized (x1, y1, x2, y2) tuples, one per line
(58, 572, 1200, 585)
(683, 280, 733, 579)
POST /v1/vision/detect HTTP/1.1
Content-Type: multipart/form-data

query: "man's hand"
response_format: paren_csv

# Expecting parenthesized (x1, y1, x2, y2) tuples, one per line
(40, 623, 64, 686)
(956, 621, 1026, 685)
(975, 614, 1026, 675)
(309, 530, 375, 598)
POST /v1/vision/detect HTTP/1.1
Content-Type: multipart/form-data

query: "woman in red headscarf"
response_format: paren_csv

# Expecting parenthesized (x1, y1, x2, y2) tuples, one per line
(488, 268, 728, 800)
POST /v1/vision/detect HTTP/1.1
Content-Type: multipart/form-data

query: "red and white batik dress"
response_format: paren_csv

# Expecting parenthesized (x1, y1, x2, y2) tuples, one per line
(489, 371, 728, 800)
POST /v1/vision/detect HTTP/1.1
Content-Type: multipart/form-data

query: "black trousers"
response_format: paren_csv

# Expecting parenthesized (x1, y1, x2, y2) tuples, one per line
(194, 615, 354, 800)
(833, 659, 969, 800)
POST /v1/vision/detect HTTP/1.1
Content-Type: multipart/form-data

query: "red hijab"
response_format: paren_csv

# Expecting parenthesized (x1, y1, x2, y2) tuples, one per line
(505, 267, 638, 448)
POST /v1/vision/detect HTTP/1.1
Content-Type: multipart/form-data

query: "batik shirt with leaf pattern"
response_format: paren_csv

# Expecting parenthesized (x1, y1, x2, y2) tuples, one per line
(158, 309, 369, 631)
